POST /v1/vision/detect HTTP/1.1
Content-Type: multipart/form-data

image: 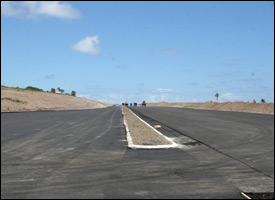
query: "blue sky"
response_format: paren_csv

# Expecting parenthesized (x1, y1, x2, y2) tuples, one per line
(1, 1, 274, 104)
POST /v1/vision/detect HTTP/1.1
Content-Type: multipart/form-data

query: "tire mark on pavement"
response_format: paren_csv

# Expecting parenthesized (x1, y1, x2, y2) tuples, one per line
(131, 108, 274, 180)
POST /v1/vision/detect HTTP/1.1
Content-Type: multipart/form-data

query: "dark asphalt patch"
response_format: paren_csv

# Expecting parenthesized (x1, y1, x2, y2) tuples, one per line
(242, 192, 274, 199)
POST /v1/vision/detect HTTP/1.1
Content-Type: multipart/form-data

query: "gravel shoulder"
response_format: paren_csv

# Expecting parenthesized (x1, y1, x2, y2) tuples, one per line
(121, 106, 176, 148)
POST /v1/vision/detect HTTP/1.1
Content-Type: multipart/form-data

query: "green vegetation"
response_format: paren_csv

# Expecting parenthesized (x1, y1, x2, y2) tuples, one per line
(2, 85, 77, 98)
(1, 85, 25, 91)
(25, 86, 44, 92)
(1, 97, 27, 104)
(71, 90, 76, 97)
(1, 85, 43, 92)
(261, 99, 266, 103)
(215, 93, 219, 102)
(57, 87, 65, 94)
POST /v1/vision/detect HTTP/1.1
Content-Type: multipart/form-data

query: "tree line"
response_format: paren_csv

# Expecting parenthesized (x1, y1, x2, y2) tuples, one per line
(51, 87, 76, 97)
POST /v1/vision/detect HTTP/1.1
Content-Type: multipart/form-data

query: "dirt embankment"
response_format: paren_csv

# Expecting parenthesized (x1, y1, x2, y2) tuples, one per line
(1, 86, 112, 112)
(147, 101, 274, 114)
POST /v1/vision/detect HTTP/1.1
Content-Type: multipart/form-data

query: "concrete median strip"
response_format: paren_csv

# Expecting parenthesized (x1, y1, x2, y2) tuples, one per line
(121, 106, 178, 149)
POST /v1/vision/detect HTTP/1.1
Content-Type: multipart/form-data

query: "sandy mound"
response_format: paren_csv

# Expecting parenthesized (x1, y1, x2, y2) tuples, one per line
(147, 101, 274, 114)
(1, 86, 112, 112)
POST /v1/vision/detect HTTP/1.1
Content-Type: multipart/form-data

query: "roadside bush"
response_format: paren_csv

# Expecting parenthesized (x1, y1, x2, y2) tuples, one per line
(25, 86, 44, 92)
(57, 87, 64, 94)
(71, 90, 76, 97)
(51, 88, 56, 93)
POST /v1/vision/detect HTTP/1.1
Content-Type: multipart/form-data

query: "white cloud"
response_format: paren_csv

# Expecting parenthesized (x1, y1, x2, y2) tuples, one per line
(220, 93, 241, 102)
(186, 98, 199, 103)
(148, 93, 186, 103)
(71, 36, 100, 55)
(149, 95, 158, 103)
(1, 1, 81, 19)
(76, 89, 193, 104)
(94, 93, 126, 104)
(154, 88, 173, 93)
(207, 82, 215, 88)
(1, 1, 24, 17)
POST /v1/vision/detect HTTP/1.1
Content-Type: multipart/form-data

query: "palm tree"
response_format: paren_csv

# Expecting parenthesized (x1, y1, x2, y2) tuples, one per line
(215, 93, 219, 102)
(57, 87, 64, 94)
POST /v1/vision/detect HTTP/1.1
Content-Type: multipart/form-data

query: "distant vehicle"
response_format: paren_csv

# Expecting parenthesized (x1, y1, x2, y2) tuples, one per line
(125, 102, 129, 106)
(142, 101, 146, 107)
(134, 102, 137, 106)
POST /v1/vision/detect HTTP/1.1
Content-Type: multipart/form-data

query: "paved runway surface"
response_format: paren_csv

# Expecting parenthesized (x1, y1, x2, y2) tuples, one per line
(1, 106, 274, 199)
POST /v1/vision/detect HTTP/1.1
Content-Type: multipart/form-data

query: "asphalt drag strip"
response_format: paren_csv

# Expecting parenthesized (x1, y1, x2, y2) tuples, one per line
(129, 106, 274, 198)
(1, 106, 273, 198)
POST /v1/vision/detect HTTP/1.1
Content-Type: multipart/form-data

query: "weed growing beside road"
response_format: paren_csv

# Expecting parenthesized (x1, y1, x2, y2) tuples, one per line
(1, 97, 27, 104)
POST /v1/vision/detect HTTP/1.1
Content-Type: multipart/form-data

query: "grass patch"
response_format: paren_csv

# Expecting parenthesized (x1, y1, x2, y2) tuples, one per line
(1, 97, 27, 104)
(2, 85, 27, 91)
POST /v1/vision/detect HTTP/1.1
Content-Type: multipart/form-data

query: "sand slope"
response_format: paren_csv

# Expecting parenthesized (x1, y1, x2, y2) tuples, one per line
(1, 86, 112, 112)
(147, 101, 274, 114)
